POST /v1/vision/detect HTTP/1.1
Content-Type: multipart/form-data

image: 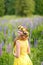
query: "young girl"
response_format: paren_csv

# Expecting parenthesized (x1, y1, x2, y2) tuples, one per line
(13, 25, 33, 65)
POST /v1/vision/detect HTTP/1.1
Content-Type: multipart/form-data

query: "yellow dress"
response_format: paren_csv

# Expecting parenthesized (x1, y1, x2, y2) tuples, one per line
(13, 39, 33, 65)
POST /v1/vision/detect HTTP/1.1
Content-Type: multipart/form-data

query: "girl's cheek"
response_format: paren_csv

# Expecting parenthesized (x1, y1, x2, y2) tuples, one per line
(18, 31, 23, 35)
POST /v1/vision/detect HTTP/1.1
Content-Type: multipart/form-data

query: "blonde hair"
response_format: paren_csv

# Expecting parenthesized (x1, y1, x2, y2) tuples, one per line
(14, 25, 29, 46)
(18, 25, 29, 36)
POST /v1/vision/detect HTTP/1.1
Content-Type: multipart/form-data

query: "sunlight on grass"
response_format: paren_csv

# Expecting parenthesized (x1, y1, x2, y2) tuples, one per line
(1, 15, 17, 20)
(0, 15, 43, 21)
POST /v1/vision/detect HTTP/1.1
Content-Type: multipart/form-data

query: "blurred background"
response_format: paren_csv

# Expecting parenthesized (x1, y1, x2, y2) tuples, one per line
(0, 0, 43, 65)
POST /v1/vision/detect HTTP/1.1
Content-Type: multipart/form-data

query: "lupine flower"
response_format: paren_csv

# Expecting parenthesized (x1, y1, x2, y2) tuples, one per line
(34, 39, 38, 47)
(2, 41, 4, 47)
(6, 43, 12, 53)
(41, 62, 43, 65)
(0, 44, 2, 56)
(33, 17, 43, 29)
(4, 26, 8, 31)
(12, 31, 16, 40)
(1, 19, 8, 24)
(0, 26, 2, 31)
(4, 31, 6, 37)
(41, 31, 43, 35)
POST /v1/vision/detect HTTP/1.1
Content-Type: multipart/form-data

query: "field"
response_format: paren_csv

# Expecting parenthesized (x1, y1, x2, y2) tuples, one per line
(0, 15, 43, 65)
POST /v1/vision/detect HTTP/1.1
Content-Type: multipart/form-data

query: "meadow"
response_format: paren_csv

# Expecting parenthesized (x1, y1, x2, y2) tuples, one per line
(0, 15, 43, 65)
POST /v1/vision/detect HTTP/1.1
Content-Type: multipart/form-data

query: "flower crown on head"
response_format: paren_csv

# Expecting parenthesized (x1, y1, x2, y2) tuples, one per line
(18, 25, 29, 36)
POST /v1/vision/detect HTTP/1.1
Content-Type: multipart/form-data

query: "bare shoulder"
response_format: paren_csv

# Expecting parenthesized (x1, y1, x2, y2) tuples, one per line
(26, 40, 30, 46)
(16, 40, 20, 46)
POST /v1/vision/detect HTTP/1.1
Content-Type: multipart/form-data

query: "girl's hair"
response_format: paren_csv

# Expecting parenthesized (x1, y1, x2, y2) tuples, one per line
(14, 35, 28, 47)
(14, 37, 19, 46)
(14, 25, 29, 46)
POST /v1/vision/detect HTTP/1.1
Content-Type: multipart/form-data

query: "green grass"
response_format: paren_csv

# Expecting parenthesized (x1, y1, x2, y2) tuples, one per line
(0, 15, 17, 20)
(0, 15, 43, 20)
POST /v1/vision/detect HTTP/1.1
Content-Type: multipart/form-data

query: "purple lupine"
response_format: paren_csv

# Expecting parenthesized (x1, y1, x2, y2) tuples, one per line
(4, 26, 8, 37)
(2, 41, 4, 47)
(12, 31, 16, 40)
(34, 39, 38, 47)
(6, 43, 12, 53)
(41, 31, 43, 35)
(41, 62, 43, 65)
(0, 44, 2, 56)
(0, 26, 2, 31)
(8, 30, 11, 36)
(4, 26, 8, 31)
(4, 31, 6, 37)
(10, 18, 32, 29)
(33, 17, 43, 29)
(1, 19, 8, 25)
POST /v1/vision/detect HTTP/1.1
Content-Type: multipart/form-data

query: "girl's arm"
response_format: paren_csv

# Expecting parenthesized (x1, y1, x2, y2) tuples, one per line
(27, 43, 30, 54)
(13, 40, 20, 58)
